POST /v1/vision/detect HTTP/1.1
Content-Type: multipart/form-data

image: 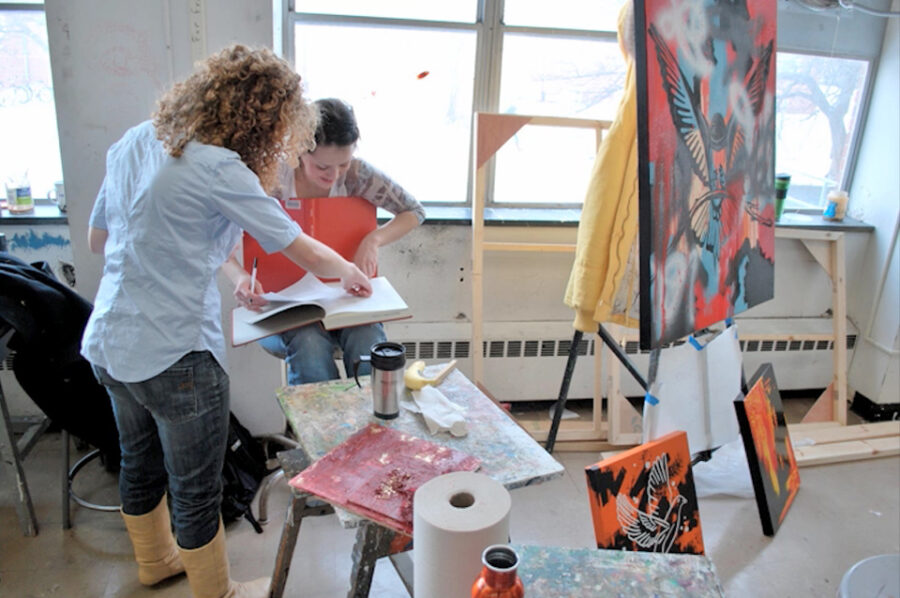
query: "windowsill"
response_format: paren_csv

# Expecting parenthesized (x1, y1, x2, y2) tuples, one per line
(776, 209, 874, 232)
(384, 206, 875, 232)
(0, 204, 871, 232)
(379, 206, 583, 226)
(0, 201, 68, 225)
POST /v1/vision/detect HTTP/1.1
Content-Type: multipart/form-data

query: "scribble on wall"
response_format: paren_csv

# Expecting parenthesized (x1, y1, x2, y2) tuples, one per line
(635, 0, 777, 349)
(8, 230, 71, 251)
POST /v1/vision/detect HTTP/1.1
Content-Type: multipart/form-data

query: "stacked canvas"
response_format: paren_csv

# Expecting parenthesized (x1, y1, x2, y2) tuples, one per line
(734, 363, 801, 536)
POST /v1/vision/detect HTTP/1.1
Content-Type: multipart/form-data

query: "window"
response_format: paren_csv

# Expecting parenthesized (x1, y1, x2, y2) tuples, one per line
(285, 2, 881, 211)
(287, 1, 626, 207)
(0, 2, 62, 201)
(775, 52, 869, 209)
(292, 21, 477, 204)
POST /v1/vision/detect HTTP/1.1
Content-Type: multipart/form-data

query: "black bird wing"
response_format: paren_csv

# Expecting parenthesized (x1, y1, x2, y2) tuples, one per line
(649, 24, 712, 187)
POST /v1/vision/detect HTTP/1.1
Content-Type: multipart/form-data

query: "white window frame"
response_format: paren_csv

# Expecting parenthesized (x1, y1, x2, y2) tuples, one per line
(280, 0, 888, 212)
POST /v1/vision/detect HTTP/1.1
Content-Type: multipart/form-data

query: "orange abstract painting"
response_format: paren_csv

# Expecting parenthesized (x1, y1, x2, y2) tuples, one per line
(734, 363, 800, 536)
(584, 431, 705, 554)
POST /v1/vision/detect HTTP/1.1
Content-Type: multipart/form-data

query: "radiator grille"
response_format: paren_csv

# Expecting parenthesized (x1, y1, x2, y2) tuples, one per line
(395, 334, 857, 360)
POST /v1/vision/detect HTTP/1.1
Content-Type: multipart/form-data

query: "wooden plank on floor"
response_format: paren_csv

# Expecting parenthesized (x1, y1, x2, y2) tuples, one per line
(791, 421, 900, 445)
(551, 440, 626, 453)
(787, 421, 842, 434)
(517, 418, 607, 443)
(795, 435, 900, 467)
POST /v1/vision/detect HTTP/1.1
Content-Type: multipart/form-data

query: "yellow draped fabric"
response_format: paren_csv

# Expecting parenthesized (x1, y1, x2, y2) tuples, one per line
(564, 4, 640, 333)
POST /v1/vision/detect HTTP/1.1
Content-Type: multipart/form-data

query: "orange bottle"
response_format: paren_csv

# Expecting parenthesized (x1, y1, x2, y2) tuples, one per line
(471, 545, 525, 598)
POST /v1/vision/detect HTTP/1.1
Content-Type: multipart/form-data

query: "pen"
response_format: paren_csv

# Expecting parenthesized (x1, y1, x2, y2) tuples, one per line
(250, 258, 258, 293)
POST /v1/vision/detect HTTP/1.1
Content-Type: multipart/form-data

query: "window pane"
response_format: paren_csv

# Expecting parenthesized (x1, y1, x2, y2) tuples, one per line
(294, 24, 476, 203)
(775, 52, 868, 208)
(504, 0, 625, 31)
(495, 34, 626, 205)
(500, 34, 626, 121)
(0, 10, 61, 200)
(493, 125, 597, 205)
(295, 1, 476, 23)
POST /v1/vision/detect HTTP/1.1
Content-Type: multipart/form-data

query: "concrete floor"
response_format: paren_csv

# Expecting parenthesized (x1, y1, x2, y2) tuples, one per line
(2, 412, 898, 597)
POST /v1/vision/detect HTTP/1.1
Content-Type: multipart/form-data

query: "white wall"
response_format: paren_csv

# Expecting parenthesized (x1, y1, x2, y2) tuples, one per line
(846, 0, 900, 405)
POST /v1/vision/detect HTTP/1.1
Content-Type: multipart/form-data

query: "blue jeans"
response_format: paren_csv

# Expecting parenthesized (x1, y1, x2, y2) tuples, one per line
(92, 351, 229, 549)
(257, 322, 386, 385)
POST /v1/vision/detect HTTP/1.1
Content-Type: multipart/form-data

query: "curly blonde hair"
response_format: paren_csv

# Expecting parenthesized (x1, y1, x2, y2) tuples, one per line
(153, 44, 317, 193)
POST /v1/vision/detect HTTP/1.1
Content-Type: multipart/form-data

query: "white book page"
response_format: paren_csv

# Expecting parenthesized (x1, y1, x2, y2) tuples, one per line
(243, 273, 407, 326)
(261, 272, 344, 303)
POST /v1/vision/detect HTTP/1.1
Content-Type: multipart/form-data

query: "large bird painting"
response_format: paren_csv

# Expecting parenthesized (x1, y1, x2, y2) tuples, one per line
(585, 430, 704, 554)
(636, 0, 777, 349)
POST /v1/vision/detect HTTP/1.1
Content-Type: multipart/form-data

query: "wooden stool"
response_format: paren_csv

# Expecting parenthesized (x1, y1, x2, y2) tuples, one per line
(268, 447, 414, 598)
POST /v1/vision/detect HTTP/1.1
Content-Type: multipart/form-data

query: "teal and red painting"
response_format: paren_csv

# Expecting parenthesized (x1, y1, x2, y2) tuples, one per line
(636, 0, 777, 348)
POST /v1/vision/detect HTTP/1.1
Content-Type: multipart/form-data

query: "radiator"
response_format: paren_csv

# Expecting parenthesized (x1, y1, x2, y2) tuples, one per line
(384, 319, 857, 403)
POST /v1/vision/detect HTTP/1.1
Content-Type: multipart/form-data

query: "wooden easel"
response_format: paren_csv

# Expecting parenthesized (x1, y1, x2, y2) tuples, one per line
(470, 112, 612, 446)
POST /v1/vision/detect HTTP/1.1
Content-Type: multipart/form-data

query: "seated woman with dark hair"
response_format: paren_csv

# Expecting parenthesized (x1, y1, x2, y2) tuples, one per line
(255, 98, 426, 384)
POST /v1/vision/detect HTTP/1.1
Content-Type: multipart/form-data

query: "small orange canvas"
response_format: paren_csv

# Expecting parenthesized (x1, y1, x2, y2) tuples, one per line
(243, 196, 377, 292)
(585, 430, 704, 554)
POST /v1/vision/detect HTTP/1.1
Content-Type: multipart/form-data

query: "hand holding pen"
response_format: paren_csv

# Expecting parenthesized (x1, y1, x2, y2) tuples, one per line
(241, 258, 268, 311)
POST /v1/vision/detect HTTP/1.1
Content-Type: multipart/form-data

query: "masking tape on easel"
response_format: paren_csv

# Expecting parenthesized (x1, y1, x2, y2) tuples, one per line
(413, 471, 511, 598)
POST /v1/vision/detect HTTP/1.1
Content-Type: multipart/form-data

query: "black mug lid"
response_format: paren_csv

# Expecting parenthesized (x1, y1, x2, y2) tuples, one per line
(370, 341, 406, 370)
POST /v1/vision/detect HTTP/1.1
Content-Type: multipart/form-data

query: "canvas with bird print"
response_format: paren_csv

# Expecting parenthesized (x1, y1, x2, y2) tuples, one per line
(635, 0, 777, 349)
(585, 430, 705, 554)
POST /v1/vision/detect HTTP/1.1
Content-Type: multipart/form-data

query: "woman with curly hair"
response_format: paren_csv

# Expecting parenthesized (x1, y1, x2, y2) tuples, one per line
(81, 45, 370, 598)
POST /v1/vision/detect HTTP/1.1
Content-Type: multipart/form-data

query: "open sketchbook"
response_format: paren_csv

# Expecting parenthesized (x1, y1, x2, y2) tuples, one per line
(231, 273, 410, 346)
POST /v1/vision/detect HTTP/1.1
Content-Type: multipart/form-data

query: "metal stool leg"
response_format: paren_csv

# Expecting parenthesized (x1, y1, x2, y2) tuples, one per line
(62, 429, 71, 529)
(62, 429, 120, 529)
(257, 469, 284, 525)
(254, 432, 300, 525)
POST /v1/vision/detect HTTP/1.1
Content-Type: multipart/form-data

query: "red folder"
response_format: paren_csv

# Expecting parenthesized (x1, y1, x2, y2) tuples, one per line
(243, 196, 377, 292)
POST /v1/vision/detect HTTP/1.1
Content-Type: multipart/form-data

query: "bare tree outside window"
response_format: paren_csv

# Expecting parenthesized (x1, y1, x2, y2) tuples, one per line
(775, 52, 868, 208)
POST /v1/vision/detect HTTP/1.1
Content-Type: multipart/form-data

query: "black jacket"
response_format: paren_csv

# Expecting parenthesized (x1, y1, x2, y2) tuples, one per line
(0, 252, 120, 463)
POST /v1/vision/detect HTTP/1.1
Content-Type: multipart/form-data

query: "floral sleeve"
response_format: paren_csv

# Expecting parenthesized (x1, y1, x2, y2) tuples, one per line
(338, 158, 426, 224)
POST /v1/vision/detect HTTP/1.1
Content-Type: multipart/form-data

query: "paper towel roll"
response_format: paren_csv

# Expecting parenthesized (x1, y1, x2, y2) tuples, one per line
(413, 471, 511, 598)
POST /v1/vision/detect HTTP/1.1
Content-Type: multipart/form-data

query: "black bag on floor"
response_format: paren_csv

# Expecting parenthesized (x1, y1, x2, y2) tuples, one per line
(221, 412, 272, 533)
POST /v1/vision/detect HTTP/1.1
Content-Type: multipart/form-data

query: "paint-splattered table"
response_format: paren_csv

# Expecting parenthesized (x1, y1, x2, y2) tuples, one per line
(269, 367, 564, 598)
(512, 544, 725, 597)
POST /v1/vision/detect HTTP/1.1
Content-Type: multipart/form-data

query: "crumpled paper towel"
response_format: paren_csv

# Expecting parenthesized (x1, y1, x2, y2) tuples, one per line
(401, 385, 468, 437)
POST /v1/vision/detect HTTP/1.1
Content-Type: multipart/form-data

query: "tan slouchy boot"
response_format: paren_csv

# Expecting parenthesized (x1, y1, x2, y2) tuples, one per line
(120, 494, 185, 585)
(178, 520, 270, 598)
